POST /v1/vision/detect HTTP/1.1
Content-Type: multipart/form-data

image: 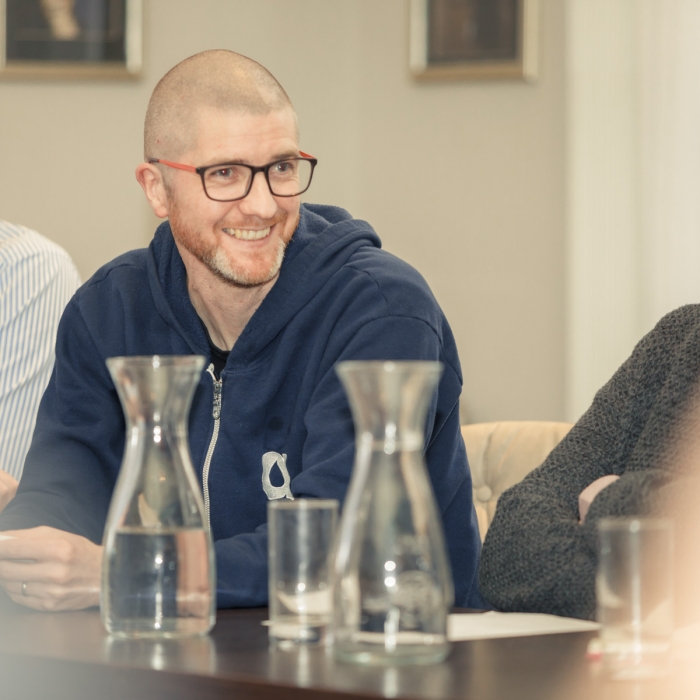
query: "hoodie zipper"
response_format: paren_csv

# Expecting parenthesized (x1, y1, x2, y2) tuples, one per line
(203, 364, 222, 530)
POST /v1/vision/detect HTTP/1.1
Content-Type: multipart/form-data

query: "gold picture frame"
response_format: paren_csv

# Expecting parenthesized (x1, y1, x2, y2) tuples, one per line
(0, 0, 142, 79)
(410, 0, 539, 82)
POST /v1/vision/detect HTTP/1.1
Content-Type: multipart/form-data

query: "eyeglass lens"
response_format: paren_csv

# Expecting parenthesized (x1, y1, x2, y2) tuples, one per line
(202, 159, 313, 201)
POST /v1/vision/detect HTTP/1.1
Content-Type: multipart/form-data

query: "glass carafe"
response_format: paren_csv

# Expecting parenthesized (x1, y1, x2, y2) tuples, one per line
(101, 355, 215, 638)
(333, 361, 453, 665)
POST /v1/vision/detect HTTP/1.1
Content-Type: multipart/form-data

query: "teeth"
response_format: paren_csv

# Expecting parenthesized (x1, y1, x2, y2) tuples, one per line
(223, 227, 271, 241)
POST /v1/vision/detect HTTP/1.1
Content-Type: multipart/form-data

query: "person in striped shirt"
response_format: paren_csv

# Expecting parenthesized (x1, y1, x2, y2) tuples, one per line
(0, 221, 81, 512)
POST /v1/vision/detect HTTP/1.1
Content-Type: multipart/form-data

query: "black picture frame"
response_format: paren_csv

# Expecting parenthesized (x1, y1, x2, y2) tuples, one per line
(410, 0, 539, 81)
(0, 0, 141, 78)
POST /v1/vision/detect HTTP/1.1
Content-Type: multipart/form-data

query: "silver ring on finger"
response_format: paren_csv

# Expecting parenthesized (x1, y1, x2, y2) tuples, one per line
(21, 581, 28, 597)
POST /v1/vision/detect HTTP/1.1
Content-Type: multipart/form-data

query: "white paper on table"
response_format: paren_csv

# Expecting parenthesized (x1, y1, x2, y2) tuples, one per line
(448, 611, 601, 641)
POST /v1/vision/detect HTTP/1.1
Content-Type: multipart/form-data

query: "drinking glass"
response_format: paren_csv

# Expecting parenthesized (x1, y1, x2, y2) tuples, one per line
(268, 499, 338, 648)
(596, 517, 674, 678)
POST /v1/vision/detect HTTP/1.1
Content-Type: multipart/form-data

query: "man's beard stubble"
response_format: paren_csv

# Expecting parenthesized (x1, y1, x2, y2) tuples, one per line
(205, 235, 287, 288)
(169, 206, 293, 289)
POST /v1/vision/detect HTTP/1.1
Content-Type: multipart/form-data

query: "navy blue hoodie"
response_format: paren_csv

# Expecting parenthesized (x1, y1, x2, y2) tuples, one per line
(0, 204, 483, 608)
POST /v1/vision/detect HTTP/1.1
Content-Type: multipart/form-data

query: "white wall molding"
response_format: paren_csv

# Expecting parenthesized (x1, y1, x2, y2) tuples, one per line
(566, 0, 640, 420)
(637, 0, 700, 333)
(567, 0, 700, 421)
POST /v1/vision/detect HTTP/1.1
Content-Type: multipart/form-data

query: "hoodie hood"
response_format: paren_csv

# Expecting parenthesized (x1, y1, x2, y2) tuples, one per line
(147, 203, 382, 362)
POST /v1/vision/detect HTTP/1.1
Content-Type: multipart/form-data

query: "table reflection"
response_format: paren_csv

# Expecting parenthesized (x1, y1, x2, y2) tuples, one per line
(103, 634, 216, 674)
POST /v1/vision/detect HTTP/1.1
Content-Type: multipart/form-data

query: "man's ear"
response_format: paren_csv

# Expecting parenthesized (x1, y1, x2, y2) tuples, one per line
(135, 163, 170, 219)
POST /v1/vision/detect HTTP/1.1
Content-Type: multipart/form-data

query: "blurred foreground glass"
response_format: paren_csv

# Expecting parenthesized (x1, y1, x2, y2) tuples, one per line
(268, 499, 338, 648)
(102, 355, 215, 638)
(596, 517, 674, 679)
(333, 361, 453, 666)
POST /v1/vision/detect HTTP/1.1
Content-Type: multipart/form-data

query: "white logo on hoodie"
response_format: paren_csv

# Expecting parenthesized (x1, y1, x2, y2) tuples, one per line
(262, 452, 294, 500)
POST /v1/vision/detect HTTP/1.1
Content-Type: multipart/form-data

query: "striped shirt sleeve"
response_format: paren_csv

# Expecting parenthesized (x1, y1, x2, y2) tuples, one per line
(0, 221, 81, 480)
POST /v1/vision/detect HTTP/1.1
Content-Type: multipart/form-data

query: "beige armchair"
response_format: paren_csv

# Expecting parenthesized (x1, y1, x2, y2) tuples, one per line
(462, 421, 573, 541)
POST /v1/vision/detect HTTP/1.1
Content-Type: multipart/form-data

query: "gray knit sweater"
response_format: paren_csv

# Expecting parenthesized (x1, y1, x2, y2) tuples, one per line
(479, 305, 700, 620)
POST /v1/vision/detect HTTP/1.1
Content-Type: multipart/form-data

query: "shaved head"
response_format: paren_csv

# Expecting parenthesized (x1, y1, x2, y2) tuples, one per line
(144, 50, 295, 160)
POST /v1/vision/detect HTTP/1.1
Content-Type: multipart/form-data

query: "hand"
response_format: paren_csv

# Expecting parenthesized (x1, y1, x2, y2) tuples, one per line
(578, 475, 620, 524)
(0, 470, 18, 513)
(0, 527, 102, 611)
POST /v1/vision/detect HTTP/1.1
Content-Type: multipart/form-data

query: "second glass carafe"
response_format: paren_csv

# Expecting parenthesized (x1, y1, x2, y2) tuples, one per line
(333, 361, 453, 665)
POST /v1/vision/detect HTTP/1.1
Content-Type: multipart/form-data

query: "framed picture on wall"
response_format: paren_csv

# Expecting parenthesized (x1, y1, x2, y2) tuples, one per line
(409, 0, 539, 81)
(0, 0, 142, 78)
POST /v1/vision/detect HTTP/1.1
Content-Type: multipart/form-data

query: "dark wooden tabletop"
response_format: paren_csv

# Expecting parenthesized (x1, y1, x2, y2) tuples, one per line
(0, 594, 694, 700)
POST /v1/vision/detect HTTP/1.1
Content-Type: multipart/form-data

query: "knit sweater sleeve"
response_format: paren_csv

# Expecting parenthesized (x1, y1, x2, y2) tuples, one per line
(478, 306, 700, 620)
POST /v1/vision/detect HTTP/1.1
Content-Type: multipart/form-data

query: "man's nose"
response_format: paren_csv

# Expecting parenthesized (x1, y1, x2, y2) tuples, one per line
(239, 171, 277, 219)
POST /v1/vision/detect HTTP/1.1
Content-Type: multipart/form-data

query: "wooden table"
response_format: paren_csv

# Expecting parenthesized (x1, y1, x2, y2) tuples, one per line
(0, 596, 695, 700)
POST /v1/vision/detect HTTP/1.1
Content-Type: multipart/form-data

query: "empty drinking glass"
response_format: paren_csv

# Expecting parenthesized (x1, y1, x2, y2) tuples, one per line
(268, 499, 338, 648)
(597, 517, 674, 678)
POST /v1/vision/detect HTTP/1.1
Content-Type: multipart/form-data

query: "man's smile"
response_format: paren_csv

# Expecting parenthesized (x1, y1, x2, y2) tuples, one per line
(222, 226, 272, 241)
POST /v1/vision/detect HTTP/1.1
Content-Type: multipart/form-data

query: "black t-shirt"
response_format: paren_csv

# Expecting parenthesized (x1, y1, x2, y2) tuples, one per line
(200, 322, 230, 378)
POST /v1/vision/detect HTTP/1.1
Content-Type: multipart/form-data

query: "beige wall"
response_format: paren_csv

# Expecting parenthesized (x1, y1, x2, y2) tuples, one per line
(0, 0, 566, 423)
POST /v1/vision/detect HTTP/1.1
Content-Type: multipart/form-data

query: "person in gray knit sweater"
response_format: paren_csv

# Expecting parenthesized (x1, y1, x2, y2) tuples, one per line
(479, 304, 700, 621)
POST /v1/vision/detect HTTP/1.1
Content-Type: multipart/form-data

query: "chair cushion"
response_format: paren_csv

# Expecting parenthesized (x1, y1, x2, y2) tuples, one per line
(462, 421, 572, 540)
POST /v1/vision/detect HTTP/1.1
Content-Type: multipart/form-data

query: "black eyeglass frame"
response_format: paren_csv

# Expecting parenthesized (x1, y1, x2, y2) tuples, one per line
(147, 152, 318, 203)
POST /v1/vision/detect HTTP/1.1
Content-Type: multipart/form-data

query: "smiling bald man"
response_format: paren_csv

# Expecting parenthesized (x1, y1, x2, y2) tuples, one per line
(0, 50, 484, 612)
